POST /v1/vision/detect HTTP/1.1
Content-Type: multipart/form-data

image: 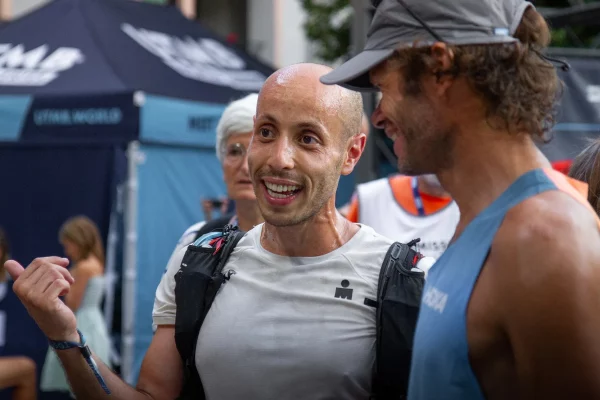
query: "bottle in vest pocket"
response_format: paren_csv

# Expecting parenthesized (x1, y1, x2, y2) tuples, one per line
(414, 256, 436, 277)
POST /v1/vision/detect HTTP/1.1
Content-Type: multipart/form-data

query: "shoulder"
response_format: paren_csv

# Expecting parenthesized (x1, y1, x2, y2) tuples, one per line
(356, 224, 395, 247)
(345, 225, 394, 265)
(228, 224, 261, 258)
(73, 258, 103, 278)
(491, 190, 600, 299)
(335, 225, 397, 291)
(499, 189, 599, 255)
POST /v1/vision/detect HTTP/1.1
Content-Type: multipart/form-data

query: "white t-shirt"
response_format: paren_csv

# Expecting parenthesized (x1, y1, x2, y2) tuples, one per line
(153, 224, 394, 400)
(356, 177, 459, 261)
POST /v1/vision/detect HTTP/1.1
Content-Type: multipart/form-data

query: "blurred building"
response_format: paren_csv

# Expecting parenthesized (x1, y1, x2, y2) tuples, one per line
(0, 0, 316, 68)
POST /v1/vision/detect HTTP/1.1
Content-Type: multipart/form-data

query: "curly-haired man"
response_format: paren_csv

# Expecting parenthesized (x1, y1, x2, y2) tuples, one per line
(321, 0, 600, 398)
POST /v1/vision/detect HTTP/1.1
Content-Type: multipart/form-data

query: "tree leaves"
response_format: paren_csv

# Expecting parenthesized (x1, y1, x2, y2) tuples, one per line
(300, 0, 352, 62)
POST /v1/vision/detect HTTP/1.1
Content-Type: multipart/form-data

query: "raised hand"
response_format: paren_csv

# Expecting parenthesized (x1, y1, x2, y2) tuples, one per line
(4, 257, 79, 342)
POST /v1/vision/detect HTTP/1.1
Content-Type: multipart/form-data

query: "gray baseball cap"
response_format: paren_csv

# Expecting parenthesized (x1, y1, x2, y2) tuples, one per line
(320, 0, 534, 92)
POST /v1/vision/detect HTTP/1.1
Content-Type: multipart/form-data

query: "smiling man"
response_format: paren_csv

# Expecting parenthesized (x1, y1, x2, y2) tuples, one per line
(3, 63, 418, 400)
(320, 0, 600, 399)
(177, 63, 395, 399)
(164, 63, 404, 399)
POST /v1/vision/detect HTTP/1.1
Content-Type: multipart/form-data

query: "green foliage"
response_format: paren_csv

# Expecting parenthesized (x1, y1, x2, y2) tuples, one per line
(539, 0, 600, 48)
(301, 0, 352, 62)
(300, 0, 600, 62)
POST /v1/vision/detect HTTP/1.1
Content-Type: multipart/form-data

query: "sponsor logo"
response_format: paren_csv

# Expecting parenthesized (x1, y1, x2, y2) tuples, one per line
(422, 286, 448, 314)
(334, 279, 353, 300)
(33, 108, 123, 126)
(188, 116, 218, 132)
(0, 44, 84, 86)
(121, 23, 266, 90)
(416, 240, 449, 258)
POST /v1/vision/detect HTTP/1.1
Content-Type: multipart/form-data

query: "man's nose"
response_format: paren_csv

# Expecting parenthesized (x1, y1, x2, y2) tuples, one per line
(268, 136, 295, 170)
(371, 102, 386, 130)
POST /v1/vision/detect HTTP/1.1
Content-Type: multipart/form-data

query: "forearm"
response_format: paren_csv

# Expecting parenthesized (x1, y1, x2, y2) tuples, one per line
(56, 349, 151, 400)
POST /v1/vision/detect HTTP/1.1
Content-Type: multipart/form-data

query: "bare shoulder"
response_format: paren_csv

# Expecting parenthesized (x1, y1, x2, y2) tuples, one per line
(492, 190, 599, 276)
(72, 258, 103, 278)
(488, 189, 600, 314)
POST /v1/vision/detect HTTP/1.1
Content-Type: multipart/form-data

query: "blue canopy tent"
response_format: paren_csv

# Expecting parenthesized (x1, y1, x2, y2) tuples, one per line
(0, 0, 273, 394)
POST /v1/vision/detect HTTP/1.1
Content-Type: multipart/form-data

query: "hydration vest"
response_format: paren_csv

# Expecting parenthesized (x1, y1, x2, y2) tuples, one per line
(174, 224, 425, 400)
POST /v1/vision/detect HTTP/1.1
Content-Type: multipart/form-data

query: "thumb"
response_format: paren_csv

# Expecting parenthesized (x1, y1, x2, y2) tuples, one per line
(4, 260, 25, 280)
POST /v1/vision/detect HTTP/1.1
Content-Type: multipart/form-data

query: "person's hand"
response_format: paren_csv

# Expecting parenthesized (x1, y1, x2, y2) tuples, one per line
(201, 199, 214, 221)
(220, 198, 230, 215)
(4, 257, 79, 342)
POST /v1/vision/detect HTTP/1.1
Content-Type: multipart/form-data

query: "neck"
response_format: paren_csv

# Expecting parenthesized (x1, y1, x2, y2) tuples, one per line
(235, 199, 264, 232)
(417, 176, 449, 198)
(438, 128, 551, 231)
(260, 199, 359, 257)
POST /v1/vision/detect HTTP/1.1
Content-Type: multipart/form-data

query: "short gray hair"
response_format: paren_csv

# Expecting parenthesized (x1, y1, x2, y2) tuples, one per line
(216, 93, 259, 162)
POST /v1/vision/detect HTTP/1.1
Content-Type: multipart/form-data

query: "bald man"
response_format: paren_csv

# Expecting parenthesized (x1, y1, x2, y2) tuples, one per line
(5, 64, 412, 400)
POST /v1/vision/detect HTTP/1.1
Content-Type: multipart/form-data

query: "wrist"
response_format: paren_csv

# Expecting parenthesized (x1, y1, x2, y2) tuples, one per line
(48, 330, 81, 344)
(47, 329, 112, 394)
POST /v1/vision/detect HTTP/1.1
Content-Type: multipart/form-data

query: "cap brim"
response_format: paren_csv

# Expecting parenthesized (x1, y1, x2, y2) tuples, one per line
(320, 49, 394, 92)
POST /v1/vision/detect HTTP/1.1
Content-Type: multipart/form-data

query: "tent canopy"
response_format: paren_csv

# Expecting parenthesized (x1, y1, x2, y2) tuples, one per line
(0, 0, 274, 147)
(0, 0, 272, 101)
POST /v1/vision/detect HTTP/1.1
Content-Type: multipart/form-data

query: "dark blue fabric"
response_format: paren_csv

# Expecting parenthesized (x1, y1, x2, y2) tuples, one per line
(0, 0, 273, 103)
(0, 144, 126, 400)
(20, 93, 139, 144)
(0, 144, 124, 259)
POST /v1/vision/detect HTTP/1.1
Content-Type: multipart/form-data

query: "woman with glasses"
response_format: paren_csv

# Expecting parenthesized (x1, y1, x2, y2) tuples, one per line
(172, 93, 264, 252)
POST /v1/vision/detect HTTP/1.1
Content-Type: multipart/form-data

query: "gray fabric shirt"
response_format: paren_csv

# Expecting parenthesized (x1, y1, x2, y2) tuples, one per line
(153, 224, 393, 400)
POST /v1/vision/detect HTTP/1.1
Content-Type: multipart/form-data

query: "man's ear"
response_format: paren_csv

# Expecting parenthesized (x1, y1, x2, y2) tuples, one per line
(341, 133, 367, 176)
(429, 42, 455, 96)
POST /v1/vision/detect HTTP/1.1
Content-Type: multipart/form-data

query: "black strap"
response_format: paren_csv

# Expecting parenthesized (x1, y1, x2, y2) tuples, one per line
(176, 226, 244, 400)
(371, 240, 424, 400)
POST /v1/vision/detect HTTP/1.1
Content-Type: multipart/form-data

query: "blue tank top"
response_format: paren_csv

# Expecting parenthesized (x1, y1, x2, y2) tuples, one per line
(408, 169, 563, 400)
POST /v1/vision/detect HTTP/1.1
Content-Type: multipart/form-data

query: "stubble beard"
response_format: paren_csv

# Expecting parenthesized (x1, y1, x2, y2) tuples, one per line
(394, 98, 455, 176)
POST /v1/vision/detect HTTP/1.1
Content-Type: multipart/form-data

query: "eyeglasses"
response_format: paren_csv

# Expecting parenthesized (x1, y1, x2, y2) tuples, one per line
(222, 142, 247, 164)
(371, 0, 570, 72)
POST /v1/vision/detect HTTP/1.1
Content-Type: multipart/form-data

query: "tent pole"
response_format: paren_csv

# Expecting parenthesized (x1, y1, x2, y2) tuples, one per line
(122, 141, 140, 384)
(104, 183, 124, 367)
